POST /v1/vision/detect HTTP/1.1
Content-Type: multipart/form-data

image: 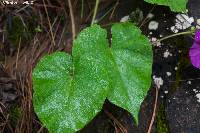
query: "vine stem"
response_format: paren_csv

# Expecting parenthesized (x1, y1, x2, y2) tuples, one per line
(147, 87, 158, 133)
(158, 31, 194, 42)
(91, 0, 99, 25)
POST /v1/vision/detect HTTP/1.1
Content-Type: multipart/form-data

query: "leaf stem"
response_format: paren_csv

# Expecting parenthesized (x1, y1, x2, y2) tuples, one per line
(159, 31, 194, 42)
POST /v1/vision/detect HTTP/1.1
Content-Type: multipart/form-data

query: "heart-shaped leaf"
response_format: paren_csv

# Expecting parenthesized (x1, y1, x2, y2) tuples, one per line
(33, 23, 153, 133)
(144, 0, 188, 12)
(33, 26, 110, 133)
(107, 23, 152, 123)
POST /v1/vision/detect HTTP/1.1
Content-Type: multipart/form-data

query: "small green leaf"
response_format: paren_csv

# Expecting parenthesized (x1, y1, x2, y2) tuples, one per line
(33, 23, 153, 133)
(144, 0, 188, 12)
(35, 25, 42, 32)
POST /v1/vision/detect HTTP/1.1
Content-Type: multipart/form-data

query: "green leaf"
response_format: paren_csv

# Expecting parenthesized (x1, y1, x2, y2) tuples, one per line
(33, 26, 111, 133)
(33, 23, 153, 133)
(107, 23, 153, 123)
(144, 0, 188, 12)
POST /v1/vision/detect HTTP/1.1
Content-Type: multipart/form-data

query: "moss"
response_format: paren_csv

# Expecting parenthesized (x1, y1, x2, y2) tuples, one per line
(156, 103, 169, 133)
(130, 8, 144, 24)
(6, 16, 37, 48)
(175, 56, 190, 85)
(173, 37, 191, 91)
(155, 36, 191, 132)
(9, 104, 22, 126)
(164, 36, 191, 92)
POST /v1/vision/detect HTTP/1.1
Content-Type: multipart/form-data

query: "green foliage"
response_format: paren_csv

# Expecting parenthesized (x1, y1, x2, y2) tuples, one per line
(33, 23, 153, 133)
(144, 0, 188, 12)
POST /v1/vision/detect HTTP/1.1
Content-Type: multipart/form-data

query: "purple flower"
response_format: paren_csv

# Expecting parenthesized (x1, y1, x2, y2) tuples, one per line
(189, 29, 200, 69)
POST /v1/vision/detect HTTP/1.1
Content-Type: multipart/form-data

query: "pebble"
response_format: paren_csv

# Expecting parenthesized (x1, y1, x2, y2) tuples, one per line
(187, 81, 192, 85)
(196, 93, 200, 103)
(148, 21, 159, 30)
(147, 13, 154, 19)
(163, 50, 171, 58)
(170, 14, 194, 33)
(166, 72, 172, 76)
(120, 15, 130, 22)
(171, 26, 178, 33)
(193, 89, 198, 93)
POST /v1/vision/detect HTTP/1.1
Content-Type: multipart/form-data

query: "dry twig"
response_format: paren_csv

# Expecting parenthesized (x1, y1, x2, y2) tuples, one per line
(104, 110, 128, 133)
(43, 0, 56, 46)
(147, 87, 159, 133)
(67, 0, 76, 40)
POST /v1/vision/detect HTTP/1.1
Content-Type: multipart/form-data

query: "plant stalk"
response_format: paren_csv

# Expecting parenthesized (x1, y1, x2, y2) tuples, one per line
(91, 0, 99, 25)
(159, 31, 194, 42)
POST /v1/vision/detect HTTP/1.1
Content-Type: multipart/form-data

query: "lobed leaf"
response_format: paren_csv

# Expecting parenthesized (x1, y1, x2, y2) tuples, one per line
(33, 23, 153, 133)
(107, 23, 152, 123)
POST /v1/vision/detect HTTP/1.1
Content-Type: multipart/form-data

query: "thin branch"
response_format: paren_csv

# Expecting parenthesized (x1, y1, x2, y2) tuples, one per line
(15, 37, 21, 74)
(68, 0, 76, 40)
(81, 0, 84, 19)
(139, 6, 156, 28)
(109, 0, 119, 20)
(43, 0, 56, 46)
(104, 110, 127, 133)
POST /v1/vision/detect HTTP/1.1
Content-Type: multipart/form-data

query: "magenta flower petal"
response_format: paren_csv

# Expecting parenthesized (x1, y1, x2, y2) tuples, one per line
(189, 29, 200, 69)
(195, 29, 200, 43)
